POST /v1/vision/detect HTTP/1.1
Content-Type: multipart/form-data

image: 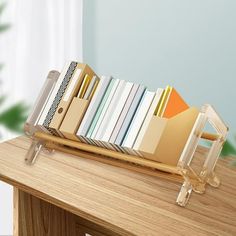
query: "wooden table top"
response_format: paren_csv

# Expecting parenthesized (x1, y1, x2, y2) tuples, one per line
(0, 136, 235, 236)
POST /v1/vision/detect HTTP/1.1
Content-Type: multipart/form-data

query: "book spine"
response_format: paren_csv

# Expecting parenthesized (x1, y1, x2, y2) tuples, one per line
(37, 61, 72, 128)
(114, 85, 146, 146)
(101, 82, 133, 144)
(86, 77, 114, 138)
(38, 61, 77, 135)
(76, 76, 111, 140)
(122, 91, 155, 154)
(90, 79, 120, 147)
(109, 83, 139, 144)
(94, 80, 125, 144)
(133, 88, 164, 154)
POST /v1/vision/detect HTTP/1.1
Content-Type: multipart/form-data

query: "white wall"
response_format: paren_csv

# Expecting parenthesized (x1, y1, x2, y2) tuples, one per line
(83, 0, 236, 140)
(0, 0, 83, 234)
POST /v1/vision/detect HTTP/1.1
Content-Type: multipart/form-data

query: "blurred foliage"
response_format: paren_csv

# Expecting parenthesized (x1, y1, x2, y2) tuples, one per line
(0, 2, 10, 33)
(221, 139, 236, 167)
(221, 139, 236, 158)
(0, 1, 28, 134)
(0, 99, 28, 132)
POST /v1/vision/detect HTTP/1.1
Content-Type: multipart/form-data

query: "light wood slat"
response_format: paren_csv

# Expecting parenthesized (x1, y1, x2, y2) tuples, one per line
(201, 132, 219, 141)
(45, 142, 183, 183)
(0, 136, 236, 236)
(34, 131, 179, 174)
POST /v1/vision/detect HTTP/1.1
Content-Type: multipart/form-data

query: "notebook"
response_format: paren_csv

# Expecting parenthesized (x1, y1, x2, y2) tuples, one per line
(58, 75, 99, 141)
(37, 61, 77, 134)
(94, 80, 126, 146)
(77, 74, 92, 98)
(90, 78, 120, 146)
(86, 77, 116, 138)
(48, 63, 97, 137)
(100, 82, 134, 149)
(133, 88, 164, 154)
(155, 85, 171, 117)
(109, 83, 140, 144)
(114, 85, 146, 146)
(122, 90, 155, 154)
(83, 76, 100, 100)
(76, 76, 111, 142)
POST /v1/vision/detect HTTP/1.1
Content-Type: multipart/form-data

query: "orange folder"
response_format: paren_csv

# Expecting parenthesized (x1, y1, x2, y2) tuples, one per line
(162, 88, 189, 118)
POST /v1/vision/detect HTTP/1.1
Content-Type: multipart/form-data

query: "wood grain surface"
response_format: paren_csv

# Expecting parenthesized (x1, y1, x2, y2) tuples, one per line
(0, 136, 235, 236)
(14, 188, 119, 236)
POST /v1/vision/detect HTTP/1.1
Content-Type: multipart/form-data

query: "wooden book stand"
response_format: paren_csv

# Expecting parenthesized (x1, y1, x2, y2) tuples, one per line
(24, 104, 228, 207)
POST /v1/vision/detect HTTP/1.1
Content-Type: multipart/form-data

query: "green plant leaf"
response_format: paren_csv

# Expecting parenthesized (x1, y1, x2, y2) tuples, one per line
(0, 2, 6, 15)
(0, 2, 11, 33)
(0, 23, 10, 33)
(0, 103, 29, 132)
(0, 2, 25, 134)
(221, 140, 236, 157)
(0, 95, 6, 106)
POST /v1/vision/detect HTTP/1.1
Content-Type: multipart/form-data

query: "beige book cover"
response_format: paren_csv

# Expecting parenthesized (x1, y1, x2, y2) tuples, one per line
(139, 107, 199, 166)
(59, 76, 99, 140)
(49, 63, 96, 134)
(59, 98, 90, 140)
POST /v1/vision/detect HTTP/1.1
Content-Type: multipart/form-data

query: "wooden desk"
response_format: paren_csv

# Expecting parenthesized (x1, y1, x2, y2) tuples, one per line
(0, 136, 235, 236)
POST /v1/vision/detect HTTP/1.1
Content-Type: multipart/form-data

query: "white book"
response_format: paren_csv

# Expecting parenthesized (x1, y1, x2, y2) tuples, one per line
(114, 85, 146, 146)
(83, 76, 99, 100)
(37, 61, 72, 130)
(86, 77, 115, 139)
(122, 91, 155, 154)
(101, 82, 134, 147)
(109, 83, 140, 144)
(76, 76, 111, 139)
(133, 88, 164, 154)
(94, 80, 126, 145)
(90, 78, 120, 142)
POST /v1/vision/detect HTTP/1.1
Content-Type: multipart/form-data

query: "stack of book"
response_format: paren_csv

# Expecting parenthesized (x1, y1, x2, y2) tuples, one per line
(26, 61, 198, 165)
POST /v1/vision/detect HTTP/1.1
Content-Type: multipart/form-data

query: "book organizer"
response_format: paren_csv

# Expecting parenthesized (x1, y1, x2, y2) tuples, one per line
(24, 61, 228, 207)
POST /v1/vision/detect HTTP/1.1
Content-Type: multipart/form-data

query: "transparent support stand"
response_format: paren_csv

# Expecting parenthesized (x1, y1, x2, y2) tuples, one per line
(25, 139, 44, 165)
(176, 104, 228, 206)
(24, 104, 228, 207)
